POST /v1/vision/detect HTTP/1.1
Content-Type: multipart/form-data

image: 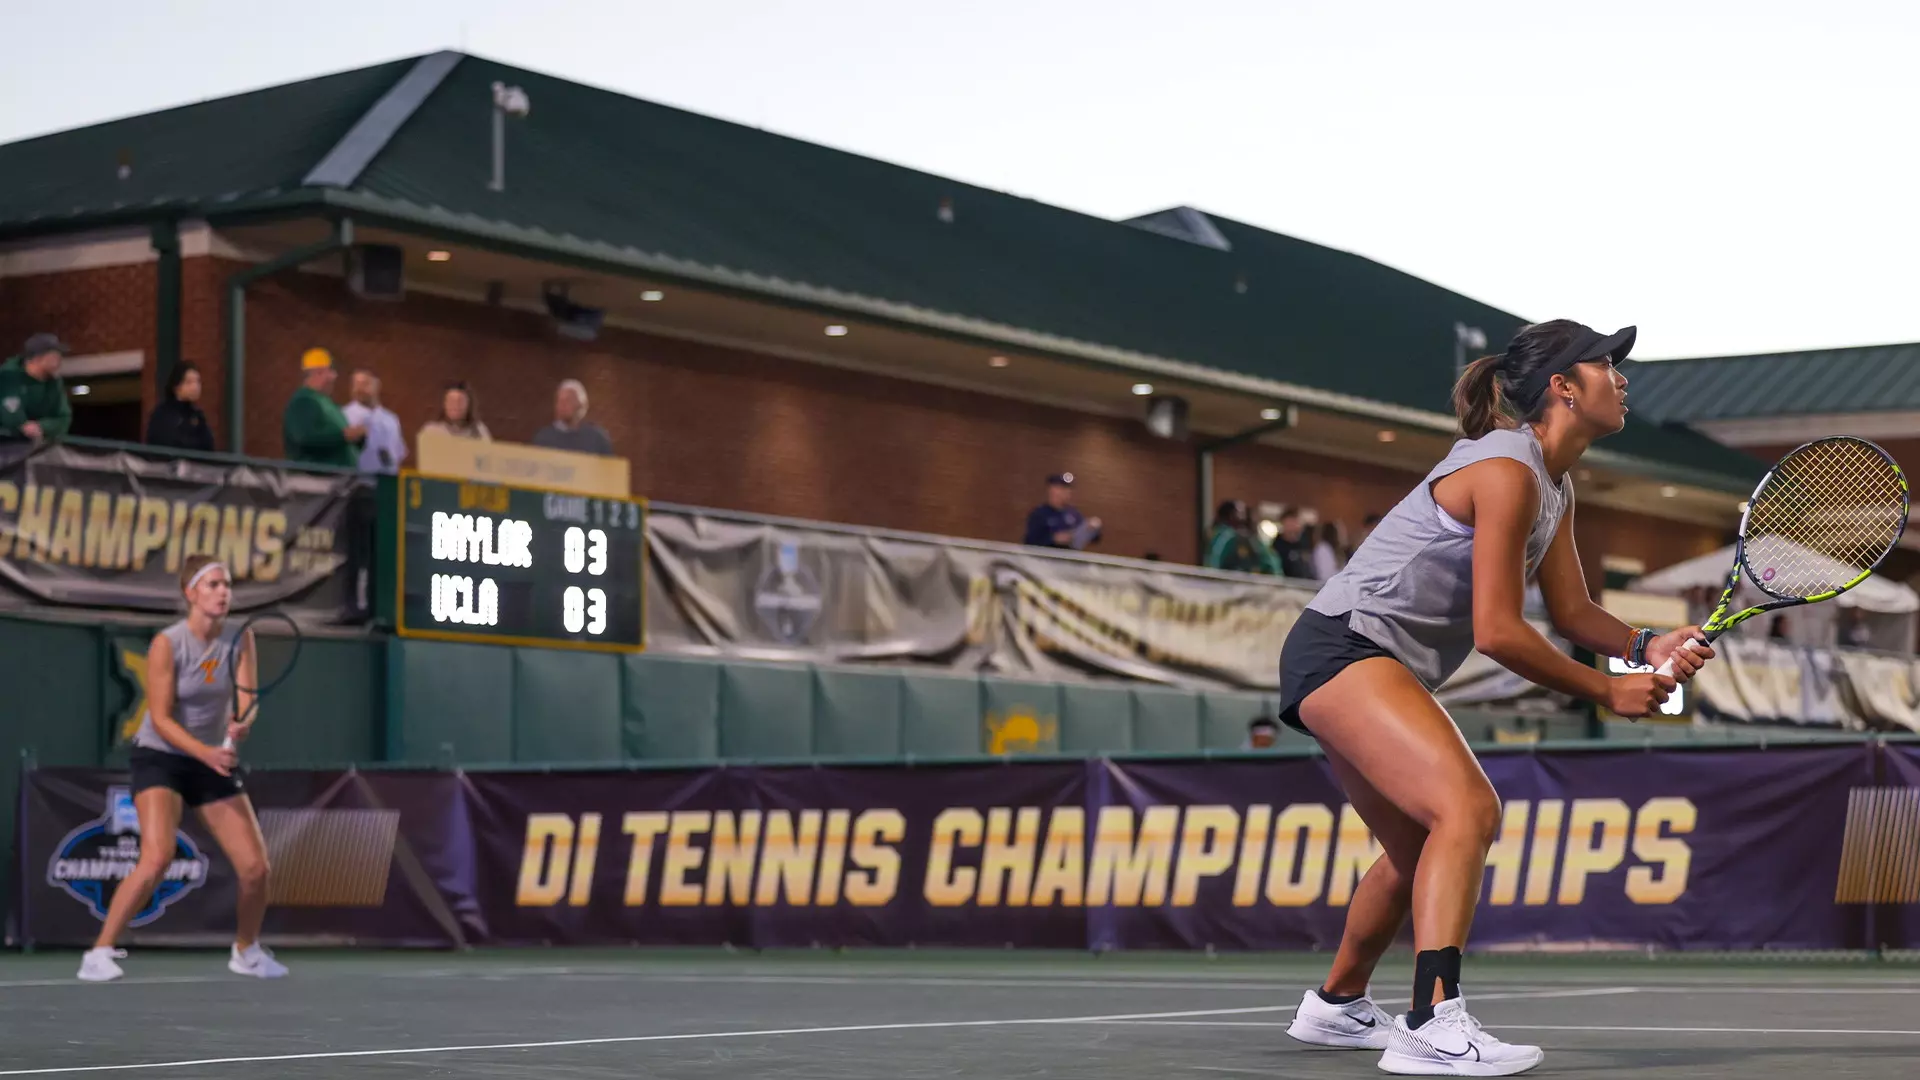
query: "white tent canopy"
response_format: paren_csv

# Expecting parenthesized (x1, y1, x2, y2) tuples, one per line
(1634, 544, 1919, 614)
(1634, 545, 1917, 654)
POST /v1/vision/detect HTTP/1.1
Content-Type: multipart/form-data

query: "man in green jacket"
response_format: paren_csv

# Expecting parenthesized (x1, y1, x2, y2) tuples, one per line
(1203, 499, 1282, 576)
(0, 333, 74, 443)
(282, 348, 365, 467)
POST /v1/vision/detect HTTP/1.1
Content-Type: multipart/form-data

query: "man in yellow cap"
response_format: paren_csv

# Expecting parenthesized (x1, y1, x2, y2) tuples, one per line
(282, 348, 365, 468)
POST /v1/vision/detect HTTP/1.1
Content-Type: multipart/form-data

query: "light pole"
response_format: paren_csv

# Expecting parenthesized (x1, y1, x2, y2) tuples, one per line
(1454, 322, 1487, 378)
(490, 82, 530, 192)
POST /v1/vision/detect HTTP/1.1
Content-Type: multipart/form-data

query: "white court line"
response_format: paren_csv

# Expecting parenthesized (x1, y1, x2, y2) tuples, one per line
(536, 973, 1610, 993)
(0, 971, 1615, 994)
(0, 1002, 1298, 1076)
(1099, 987, 1640, 1012)
(1497, 1024, 1920, 1036)
(0, 977, 238, 991)
(1635, 986, 1920, 995)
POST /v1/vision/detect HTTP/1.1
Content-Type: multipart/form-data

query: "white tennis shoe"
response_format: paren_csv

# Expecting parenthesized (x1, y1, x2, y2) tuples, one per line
(1286, 988, 1394, 1049)
(1377, 997, 1543, 1076)
(229, 942, 289, 979)
(76, 947, 126, 982)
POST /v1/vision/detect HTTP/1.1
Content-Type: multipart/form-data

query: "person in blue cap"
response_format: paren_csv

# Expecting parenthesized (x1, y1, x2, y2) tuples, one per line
(1022, 473, 1102, 550)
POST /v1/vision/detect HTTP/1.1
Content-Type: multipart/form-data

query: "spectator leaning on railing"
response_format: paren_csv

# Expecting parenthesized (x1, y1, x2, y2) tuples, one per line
(282, 348, 364, 468)
(146, 362, 215, 453)
(0, 332, 74, 444)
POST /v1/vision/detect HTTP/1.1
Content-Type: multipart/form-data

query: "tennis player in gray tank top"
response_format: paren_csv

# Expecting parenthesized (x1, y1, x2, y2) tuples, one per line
(1277, 321, 1717, 1076)
(77, 555, 290, 985)
(130, 619, 245, 754)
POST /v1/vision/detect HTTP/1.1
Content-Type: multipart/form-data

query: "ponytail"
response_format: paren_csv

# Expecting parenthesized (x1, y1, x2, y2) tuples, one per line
(1452, 353, 1512, 439)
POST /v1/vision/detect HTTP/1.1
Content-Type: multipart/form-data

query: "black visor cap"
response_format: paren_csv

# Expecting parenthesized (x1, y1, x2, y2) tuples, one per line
(1516, 324, 1636, 407)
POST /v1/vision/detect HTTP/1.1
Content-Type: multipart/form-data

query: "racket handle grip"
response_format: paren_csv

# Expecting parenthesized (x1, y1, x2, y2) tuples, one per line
(220, 735, 235, 751)
(1653, 636, 1710, 678)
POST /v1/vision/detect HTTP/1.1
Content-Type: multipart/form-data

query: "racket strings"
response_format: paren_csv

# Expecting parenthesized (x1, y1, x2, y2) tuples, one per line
(1744, 439, 1907, 598)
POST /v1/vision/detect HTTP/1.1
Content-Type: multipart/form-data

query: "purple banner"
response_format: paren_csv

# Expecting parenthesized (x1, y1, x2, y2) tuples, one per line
(17, 769, 474, 948)
(12, 743, 1912, 952)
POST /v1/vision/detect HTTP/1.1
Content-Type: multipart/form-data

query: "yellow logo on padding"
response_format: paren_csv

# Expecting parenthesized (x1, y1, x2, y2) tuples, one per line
(116, 646, 150, 743)
(985, 708, 1058, 756)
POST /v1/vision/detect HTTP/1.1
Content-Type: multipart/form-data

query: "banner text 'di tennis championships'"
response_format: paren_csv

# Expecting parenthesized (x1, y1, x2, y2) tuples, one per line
(478, 748, 1871, 951)
(16, 745, 1908, 950)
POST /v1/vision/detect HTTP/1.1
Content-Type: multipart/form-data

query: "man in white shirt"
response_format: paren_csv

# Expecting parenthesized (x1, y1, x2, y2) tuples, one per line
(342, 369, 407, 474)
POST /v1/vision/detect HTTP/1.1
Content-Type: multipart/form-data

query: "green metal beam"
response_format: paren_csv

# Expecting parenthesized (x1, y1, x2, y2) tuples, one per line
(224, 219, 355, 452)
(1196, 407, 1299, 553)
(149, 220, 181, 404)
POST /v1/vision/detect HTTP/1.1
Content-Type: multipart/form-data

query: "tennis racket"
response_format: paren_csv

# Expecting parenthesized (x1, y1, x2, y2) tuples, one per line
(1656, 435, 1909, 678)
(220, 609, 303, 751)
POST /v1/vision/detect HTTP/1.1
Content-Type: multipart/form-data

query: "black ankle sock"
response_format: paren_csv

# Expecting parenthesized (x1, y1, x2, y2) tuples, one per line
(1407, 946, 1463, 1029)
(1315, 987, 1365, 1006)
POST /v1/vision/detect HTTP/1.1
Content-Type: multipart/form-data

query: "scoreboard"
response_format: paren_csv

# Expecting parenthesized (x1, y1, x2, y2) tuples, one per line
(394, 472, 646, 652)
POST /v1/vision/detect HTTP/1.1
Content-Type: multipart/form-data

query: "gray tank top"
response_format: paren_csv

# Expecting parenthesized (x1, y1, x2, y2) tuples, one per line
(133, 620, 244, 754)
(1306, 426, 1573, 688)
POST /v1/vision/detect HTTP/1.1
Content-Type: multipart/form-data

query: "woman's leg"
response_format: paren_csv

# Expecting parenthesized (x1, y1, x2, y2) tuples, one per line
(1316, 744, 1429, 998)
(1299, 657, 1502, 1014)
(197, 795, 270, 949)
(93, 788, 185, 948)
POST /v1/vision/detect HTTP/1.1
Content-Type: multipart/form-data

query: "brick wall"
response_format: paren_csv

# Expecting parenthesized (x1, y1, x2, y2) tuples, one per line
(236, 266, 1206, 561)
(5, 252, 1727, 577)
(0, 262, 155, 363)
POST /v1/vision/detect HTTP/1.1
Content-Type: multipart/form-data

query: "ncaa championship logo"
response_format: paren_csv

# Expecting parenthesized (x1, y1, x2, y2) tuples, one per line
(46, 786, 209, 926)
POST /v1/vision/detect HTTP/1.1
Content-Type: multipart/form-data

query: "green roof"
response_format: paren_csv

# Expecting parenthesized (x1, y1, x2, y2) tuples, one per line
(0, 52, 1761, 491)
(0, 59, 417, 228)
(1622, 344, 1920, 423)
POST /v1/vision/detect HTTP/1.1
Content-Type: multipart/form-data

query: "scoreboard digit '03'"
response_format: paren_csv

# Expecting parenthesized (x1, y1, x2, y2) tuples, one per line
(395, 471, 646, 652)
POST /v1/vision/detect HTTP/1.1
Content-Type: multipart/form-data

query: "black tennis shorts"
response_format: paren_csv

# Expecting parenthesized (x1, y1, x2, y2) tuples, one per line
(129, 746, 244, 808)
(1277, 609, 1396, 734)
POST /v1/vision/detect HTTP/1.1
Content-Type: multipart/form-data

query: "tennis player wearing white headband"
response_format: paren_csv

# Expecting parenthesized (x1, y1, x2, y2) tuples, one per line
(77, 555, 288, 983)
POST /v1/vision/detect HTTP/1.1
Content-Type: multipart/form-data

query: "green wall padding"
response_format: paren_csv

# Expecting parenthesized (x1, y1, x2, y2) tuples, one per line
(812, 666, 903, 757)
(389, 639, 513, 763)
(0, 616, 108, 860)
(240, 635, 382, 766)
(512, 649, 622, 763)
(718, 661, 814, 758)
(1060, 682, 1134, 754)
(899, 671, 980, 757)
(1131, 685, 1202, 752)
(622, 653, 721, 761)
(980, 677, 1062, 755)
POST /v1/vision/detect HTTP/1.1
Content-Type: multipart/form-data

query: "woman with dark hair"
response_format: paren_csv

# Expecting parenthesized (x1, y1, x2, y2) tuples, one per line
(1277, 321, 1713, 1075)
(145, 362, 215, 452)
(1310, 519, 1348, 580)
(417, 382, 491, 442)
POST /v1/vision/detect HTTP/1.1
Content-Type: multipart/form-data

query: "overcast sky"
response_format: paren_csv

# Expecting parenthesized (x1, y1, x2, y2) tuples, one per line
(6, 0, 1918, 359)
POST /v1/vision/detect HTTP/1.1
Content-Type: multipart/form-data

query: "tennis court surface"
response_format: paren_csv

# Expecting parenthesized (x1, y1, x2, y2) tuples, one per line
(3, 949, 1918, 1077)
